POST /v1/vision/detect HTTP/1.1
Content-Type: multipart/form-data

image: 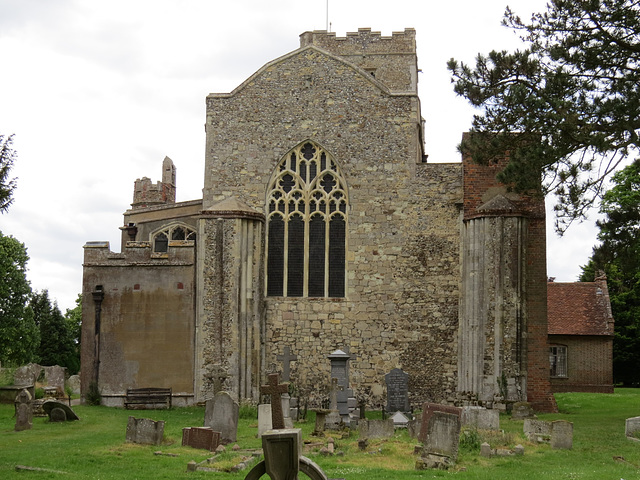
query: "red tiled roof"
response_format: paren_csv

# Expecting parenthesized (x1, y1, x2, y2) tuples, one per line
(547, 281, 614, 336)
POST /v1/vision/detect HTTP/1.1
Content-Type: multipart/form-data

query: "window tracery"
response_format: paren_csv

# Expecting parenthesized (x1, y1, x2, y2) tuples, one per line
(152, 224, 196, 252)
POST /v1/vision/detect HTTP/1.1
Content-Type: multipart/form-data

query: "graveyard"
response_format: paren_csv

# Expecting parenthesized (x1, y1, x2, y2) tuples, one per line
(2, 389, 640, 479)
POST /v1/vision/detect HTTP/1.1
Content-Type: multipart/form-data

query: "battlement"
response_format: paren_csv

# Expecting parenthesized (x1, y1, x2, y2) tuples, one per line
(299, 28, 416, 55)
(83, 240, 194, 266)
(132, 157, 177, 209)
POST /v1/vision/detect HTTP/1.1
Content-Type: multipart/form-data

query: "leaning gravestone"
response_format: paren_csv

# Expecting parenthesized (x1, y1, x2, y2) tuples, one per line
(15, 389, 33, 432)
(204, 391, 239, 444)
(42, 400, 79, 422)
(385, 368, 410, 414)
(418, 402, 462, 443)
(416, 411, 461, 470)
(182, 427, 221, 451)
(126, 416, 164, 445)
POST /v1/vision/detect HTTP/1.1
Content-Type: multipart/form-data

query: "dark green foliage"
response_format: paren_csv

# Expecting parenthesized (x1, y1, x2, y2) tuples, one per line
(0, 230, 38, 365)
(65, 294, 82, 366)
(580, 160, 640, 385)
(448, 1, 640, 232)
(31, 290, 80, 374)
(0, 134, 17, 214)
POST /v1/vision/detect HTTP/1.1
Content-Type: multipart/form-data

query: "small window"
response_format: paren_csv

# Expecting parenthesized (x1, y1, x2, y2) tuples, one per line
(549, 345, 568, 378)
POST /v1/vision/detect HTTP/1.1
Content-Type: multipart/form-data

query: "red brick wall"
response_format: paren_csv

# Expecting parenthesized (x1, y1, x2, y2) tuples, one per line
(549, 334, 614, 393)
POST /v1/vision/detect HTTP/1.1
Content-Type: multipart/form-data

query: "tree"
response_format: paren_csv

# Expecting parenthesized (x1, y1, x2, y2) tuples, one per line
(0, 134, 18, 213)
(580, 159, 640, 385)
(448, 0, 640, 232)
(31, 290, 80, 374)
(0, 231, 38, 365)
(64, 294, 82, 370)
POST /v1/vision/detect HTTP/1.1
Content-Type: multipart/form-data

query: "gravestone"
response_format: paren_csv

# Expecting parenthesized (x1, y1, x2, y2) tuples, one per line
(243, 428, 330, 480)
(511, 401, 536, 420)
(42, 400, 79, 422)
(14, 363, 42, 386)
(551, 420, 573, 450)
(626, 416, 640, 440)
(359, 419, 394, 439)
(276, 346, 298, 382)
(523, 418, 552, 443)
(418, 402, 462, 443)
(44, 365, 66, 392)
(417, 411, 461, 470)
(126, 416, 165, 445)
(312, 409, 330, 435)
(407, 416, 421, 439)
(258, 404, 273, 437)
(182, 427, 221, 451)
(67, 375, 81, 395)
(15, 388, 33, 431)
(325, 377, 342, 429)
(328, 349, 356, 423)
(461, 406, 499, 430)
(385, 368, 410, 414)
(260, 373, 288, 430)
(204, 391, 239, 444)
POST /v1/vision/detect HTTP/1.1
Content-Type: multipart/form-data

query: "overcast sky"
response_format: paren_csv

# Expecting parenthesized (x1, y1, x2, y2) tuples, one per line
(0, 0, 602, 312)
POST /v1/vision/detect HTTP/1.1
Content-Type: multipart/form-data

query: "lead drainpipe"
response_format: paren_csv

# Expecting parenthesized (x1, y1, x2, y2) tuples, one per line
(92, 286, 104, 385)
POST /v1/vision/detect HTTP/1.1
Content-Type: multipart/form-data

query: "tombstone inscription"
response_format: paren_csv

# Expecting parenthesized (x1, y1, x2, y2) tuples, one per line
(385, 368, 410, 413)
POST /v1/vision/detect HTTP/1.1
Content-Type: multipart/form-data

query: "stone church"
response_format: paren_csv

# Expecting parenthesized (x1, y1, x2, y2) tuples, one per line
(80, 28, 556, 412)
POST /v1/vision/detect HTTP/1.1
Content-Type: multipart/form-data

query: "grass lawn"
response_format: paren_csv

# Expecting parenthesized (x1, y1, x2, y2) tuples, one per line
(1, 390, 640, 479)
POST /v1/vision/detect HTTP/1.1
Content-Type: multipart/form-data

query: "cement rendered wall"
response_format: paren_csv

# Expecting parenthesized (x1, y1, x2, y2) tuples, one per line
(81, 241, 196, 405)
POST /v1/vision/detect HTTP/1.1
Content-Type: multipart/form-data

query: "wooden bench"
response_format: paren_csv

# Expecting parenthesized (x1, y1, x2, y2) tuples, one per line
(124, 387, 172, 410)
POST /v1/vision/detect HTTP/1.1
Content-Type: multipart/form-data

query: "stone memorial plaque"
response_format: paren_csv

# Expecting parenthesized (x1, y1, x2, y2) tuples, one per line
(385, 368, 410, 413)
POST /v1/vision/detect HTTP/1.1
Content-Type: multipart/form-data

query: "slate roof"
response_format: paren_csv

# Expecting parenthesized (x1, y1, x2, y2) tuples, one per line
(547, 280, 614, 336)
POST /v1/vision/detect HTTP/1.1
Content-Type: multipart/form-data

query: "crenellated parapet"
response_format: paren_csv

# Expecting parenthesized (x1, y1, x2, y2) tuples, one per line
(83, 239, 194, 266)
(131, 157, 177, 209)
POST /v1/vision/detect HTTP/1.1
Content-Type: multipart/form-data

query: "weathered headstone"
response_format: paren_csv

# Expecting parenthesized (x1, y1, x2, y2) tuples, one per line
(42, 400, 79, 422)
(461, 406, 499, 430)
(14, 363, 42, 386)
(15, 389, 33, 431)
(312, 409, 330, 435)
(511, 401, 536, 420)
(258, 404, 273, 437)
(67, 375, 81, 396)
(126, 416, 165, 445)
(407, 416, 421, 439)
(416, 411, 461, 470)
(182, 427, 221, 451)
(44, 365, 66, 392)
(385, 368, 410, 414)
(418, 402, 462, 443)
(204, 391, 239, 444)
(626, 416, 640, 440)
(260, 373, 288, 430)
(359, 419, 394, 439)
(480, 442, 492, 457)
(551, 420, 573, 450)
(325, 377, 342, 429)
(276, 346, 298, 383)
(328, 349, 356, 423)
(523, 418, 552, 443)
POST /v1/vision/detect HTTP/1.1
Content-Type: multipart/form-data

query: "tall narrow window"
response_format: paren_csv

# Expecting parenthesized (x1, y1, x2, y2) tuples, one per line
(266, 141, 348, 297)
(549, 345, 568, 378)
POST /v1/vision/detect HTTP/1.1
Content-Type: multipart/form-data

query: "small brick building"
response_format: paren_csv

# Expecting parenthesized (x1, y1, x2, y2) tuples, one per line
(547, 276, 615, 393)
(81, 28, 557, 411)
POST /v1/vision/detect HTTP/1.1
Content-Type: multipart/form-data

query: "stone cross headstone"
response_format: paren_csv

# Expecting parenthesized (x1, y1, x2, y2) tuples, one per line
(126, 416, 165, 445)
(182, 427, 221, 451)
(15, 388, 33, 431)
(204, 391, 239, 444)
(276, 346, 298, 383)
(385, 368, 410, 413)
(260, 373, 288, 430)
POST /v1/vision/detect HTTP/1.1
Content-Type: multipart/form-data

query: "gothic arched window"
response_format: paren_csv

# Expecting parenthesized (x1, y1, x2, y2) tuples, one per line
(152, 224, 196, 252)
(266, 141, 348, 297)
